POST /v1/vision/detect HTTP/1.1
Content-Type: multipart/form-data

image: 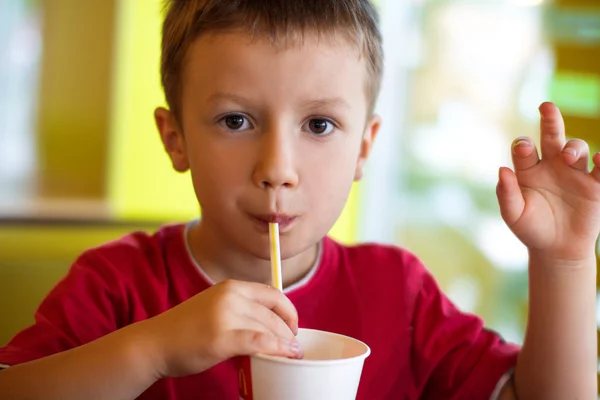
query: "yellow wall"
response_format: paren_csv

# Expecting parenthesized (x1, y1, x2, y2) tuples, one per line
(108, 0, 198, 222)
(36, 0, 116, 199)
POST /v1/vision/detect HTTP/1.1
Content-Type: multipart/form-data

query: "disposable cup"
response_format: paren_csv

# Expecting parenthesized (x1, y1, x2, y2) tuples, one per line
(238, 328, 371, 400)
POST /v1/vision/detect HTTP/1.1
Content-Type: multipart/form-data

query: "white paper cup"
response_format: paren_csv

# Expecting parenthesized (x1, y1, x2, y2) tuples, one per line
(238, 328, 371, 400)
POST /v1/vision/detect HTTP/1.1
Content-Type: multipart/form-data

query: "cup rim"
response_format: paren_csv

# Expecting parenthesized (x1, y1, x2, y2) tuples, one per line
(252, 328, 371, 367)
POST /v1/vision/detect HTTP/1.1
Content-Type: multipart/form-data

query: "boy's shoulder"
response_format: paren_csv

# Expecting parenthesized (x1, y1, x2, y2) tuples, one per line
(72, 223, 188, 281)
(323, 236, 428, 289)
(325, 236, 423, 270)
(86, 222, 184, 255)
(82, 222, 184, 257)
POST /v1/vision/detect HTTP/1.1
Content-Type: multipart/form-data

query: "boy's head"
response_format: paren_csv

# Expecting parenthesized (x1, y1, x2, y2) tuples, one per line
(160, 0, 383, 119)
(155, 0, 384, 263)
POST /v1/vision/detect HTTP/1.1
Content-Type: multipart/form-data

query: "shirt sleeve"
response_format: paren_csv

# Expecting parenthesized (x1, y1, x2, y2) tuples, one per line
(410, 261, 520, 399)
(0, 252, 122, 366)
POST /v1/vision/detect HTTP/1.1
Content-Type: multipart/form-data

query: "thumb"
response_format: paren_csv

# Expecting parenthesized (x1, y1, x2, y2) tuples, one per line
(496, 167, 525, 227)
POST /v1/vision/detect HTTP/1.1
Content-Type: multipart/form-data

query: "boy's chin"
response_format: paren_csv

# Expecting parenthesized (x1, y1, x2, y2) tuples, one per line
(242, 236, 317, 263)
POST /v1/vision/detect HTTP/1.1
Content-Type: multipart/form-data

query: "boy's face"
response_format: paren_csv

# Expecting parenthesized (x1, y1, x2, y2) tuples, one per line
(156, 31, 380, 261)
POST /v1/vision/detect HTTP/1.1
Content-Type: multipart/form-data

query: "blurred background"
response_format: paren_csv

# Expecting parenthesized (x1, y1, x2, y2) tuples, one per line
(0, 0, 599, 381)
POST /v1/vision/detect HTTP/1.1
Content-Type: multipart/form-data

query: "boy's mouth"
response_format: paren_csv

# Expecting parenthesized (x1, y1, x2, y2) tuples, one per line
(250, 213, 297, 232)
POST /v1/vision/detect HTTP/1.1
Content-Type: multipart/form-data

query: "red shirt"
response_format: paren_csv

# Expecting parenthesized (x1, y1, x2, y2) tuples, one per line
(0, 224, 519, 399)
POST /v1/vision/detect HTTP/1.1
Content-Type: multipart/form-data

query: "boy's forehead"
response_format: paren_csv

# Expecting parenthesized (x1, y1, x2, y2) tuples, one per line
(182, 30, 369, 107)
(186, 30, 365, 70)
(197, 28, 361, 53)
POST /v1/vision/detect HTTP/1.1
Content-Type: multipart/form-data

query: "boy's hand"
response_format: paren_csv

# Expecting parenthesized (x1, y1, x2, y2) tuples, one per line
(139, 279, 302, 379)
(496, 102, 600, 263)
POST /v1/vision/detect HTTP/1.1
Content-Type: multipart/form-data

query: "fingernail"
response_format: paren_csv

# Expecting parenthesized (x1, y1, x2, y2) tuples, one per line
(562, 147, 577, 157)
(289, 340, 303, 355)
(289, 340, 300, 352)
(290, 341, 304, 359)
(512, 139, 531, 150)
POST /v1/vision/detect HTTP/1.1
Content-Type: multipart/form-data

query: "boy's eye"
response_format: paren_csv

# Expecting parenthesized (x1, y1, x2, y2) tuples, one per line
(219, 115, 252, 131)
(305, 118, 335, 135)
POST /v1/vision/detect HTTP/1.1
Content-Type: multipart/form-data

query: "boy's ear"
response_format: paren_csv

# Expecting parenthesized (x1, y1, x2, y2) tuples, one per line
(354, 114, 381, 181)
(155, 107, 190, 173)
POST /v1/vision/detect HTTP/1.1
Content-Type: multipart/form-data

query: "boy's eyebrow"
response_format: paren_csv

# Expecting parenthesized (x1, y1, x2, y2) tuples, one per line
(206, 92, 250, 105)
(206, 92, 351, 110)
(300, 97, 351, 110)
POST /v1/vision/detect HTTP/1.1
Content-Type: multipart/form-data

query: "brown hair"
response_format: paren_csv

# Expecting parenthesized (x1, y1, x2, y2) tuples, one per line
(160, 0, 383, 119)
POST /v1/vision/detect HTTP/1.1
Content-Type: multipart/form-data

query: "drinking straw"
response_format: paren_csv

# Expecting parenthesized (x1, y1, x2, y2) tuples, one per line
(269, 222, 282, 291)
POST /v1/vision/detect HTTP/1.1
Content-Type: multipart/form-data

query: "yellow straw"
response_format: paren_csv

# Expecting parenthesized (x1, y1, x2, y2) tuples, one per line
(269, 222, 282, 291)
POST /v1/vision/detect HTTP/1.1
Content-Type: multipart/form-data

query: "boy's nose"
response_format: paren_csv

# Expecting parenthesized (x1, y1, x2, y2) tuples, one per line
(252, 132, 299, 191)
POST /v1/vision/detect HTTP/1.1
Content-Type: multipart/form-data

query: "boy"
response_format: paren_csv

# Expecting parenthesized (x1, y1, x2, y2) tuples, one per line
(0, 0, 598, 398)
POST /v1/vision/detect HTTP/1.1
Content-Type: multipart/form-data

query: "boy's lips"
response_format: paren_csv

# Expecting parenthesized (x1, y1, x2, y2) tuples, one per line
(250, 213, 297, 232)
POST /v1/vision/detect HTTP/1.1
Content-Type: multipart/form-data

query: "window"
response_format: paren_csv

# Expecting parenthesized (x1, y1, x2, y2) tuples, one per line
(0, 0, 41, 206)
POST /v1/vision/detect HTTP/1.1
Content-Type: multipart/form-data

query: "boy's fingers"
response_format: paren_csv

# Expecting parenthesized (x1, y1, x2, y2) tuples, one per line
(496, 167, 525, 227)
(561, 139, 589, 172)
(539, 102, 566, 160)
(592, 153, 600, 181)
(511, 137, 539, 171)
(232, 329, 303, 359)
(245, 301, 297, 343)
(238, 282, 299, 334)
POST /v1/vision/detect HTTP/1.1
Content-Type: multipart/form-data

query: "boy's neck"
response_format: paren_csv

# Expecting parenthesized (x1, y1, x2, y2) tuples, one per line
(186, 220, 319, 288)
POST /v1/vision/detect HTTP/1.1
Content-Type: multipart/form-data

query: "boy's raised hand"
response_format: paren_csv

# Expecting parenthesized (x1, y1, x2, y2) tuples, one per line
(496, 102, 600, 263)
(139, 279, 302, 379)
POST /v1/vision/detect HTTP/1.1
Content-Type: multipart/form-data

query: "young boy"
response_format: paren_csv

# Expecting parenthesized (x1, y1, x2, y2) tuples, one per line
(0, 0, 598, 398)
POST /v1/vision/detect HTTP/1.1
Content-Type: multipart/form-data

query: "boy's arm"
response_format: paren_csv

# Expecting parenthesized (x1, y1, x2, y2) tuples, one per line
(495, 102, 599, 398)
(0, 278, 301, 400)
(496, 256, 596, 399)
(0, 321, 160, 400)
(508, 255, 596, 399)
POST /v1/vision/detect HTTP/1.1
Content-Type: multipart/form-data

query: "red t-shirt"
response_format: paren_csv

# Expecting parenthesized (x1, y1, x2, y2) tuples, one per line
(0, 224, 519, 399)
